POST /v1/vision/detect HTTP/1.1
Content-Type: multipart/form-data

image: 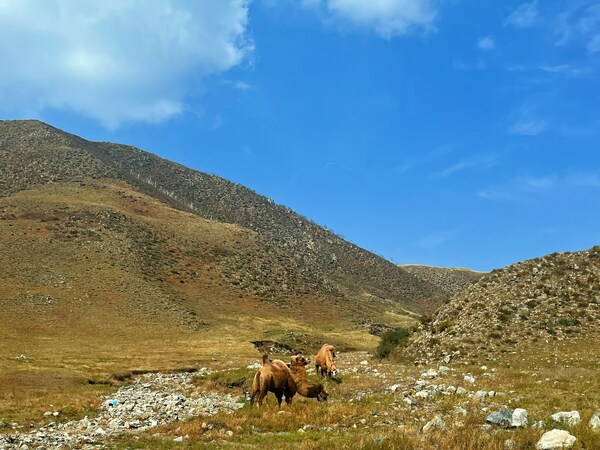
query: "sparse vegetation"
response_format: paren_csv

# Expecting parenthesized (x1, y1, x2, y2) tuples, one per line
(375, 327, 410, 359)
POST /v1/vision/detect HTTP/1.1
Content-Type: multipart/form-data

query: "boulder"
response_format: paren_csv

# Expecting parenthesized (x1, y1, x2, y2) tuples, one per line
(551, 411, 580, 426)
(535, 429, 576, 449)
(511, 408, 528, 428)
(589, 412, 600, 430)
(486, 409, 513, 428)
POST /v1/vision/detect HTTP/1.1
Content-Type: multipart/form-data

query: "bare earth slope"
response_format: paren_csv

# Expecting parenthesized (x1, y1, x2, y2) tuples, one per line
(406, 246, 600, 364)
(400, 265, 485, 297)
(0, 119, 446, 314)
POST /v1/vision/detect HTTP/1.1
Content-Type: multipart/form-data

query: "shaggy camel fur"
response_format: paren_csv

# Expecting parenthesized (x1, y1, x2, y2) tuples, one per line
(288, 354, 329, 401)
(250, 354, 297, 408)
(315, 344, 338, 378)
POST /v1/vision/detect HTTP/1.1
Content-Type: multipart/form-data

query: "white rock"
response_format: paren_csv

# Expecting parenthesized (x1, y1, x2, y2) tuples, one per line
(589, 412, 600, 429)
(438, 366, 450, 374)
(536, 429, 576, 449)
(173, 436, 184, 442)
(511, 408, 528, 428)
(360, 360, 369, 366)
(421, 369, 438, 379)
(456, 387, 468, 395)
(421, 415, 445, 433)
(226, 430, 234, 437)
(445, 386, 457, 394)
(389, 384, 402, 393)
(551, 411, 580, 426)
(415, 391, 429, 399)
(464, 374, 476, 383)
(475, 390, 487, 398)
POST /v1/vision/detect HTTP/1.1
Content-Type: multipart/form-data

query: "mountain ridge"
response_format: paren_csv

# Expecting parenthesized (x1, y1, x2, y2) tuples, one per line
(0, 119, 447, 313)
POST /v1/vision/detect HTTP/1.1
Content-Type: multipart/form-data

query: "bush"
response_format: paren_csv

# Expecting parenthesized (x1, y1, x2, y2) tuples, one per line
(375, 327, 410, 359)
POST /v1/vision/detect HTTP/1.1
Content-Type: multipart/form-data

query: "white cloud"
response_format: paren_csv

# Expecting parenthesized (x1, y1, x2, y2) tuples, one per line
(0, 0, 252, 129)
(302, 0, 439, 38)
(508, 119, 547, 136)
(477, 36, 495, 51)
(505, 1, 539, 28)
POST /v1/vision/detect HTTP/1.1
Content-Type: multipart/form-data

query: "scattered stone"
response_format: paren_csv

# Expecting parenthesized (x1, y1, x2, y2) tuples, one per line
(389, 384, 402, 393)
(536, 429, 576, 449)
(464, 374, 476, 384)
(504, 439, 515, 449)
(588, 412, 600, 430)
(0, 371, 240, 450)
(421, 415, 445, 433)
(511, 408, 528, 428)
(225, 430, 234, 437)
(475, 390, 488, 398)
(421, 369, 438, 379)
(486, 409, 513, 428)
(359, 360, 369, 366)
(415, 391, 429, 400)
(551, 411, 580, 426)
(456, 387, 468, 395)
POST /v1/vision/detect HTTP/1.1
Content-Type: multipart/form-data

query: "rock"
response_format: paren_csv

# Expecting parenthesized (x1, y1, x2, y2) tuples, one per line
(589, 412, 600, 429)
(456, 387, 468, 395)
(551, 411, 580, 426)
(536, 429, 576, 449)
(486, 409, 513, 428)
(475, 390, 488, 398)
(511, 408, 528, 428)
(360, 360, 369, 366)
(246, 362, 261, 370)
(403, 397, 416, 406)
(415, 391, 429, 399)
(225, 430, 234, 437)
(421, 369, 438, 379)
(464, 374, 476, 383)
(445, 386, 457, 394)
(389, 384, 402, 393)
(173, 436, 184, 442)
(421, 415, 445, 433)
(438, 366, 450, 374)
(504, 439, 515, 449)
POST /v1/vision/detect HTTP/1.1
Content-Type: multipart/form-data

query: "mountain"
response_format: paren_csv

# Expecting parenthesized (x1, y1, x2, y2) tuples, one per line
(406, 246, 600, 364)
(0, 120, 448, 346)
(400, 265, 485, 297)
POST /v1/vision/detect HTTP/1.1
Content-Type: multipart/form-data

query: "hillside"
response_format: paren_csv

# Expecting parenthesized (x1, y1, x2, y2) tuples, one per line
(406, 246, 600, 364)
(0, 119, 446, 314)
(400, 265, 485, 297)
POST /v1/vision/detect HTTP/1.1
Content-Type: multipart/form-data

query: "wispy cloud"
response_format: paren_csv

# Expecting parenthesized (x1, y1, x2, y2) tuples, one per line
(417, 230, 458, 249)
(505, 1, 539, 29)
(506, 63, 589, 77)
(394, 144, 454, 174)
(508, 119, 548, 136)
(479, 172, 600, 201)
(477, 36, 495, 51)
(437, 154, 498, 177)
(555, 1, 600, 50)
(453, 59, 485, 71)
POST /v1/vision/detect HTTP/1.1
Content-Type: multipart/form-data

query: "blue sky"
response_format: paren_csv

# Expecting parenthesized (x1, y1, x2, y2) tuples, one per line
(1, 0, 599, 271)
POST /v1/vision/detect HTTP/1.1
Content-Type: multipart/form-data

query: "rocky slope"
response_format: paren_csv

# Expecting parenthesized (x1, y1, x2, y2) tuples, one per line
(406, 246, 600, 363)
(0, 119, 446, 313)
(400, 265, 485, 297)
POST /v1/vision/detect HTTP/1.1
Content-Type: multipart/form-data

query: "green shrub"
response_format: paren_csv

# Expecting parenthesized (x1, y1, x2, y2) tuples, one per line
(375, 327, 410, 359)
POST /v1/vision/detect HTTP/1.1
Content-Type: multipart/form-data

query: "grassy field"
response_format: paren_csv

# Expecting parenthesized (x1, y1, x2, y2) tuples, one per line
(103, 334, 600, 449)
